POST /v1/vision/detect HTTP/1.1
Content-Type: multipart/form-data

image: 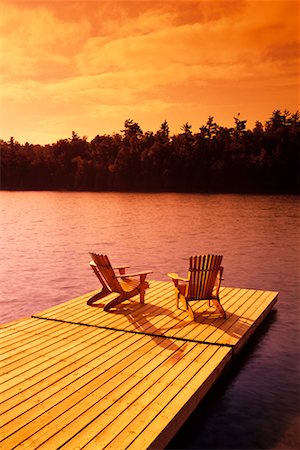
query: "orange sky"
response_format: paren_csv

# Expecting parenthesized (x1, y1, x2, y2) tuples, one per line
(0, 0, 299, 145)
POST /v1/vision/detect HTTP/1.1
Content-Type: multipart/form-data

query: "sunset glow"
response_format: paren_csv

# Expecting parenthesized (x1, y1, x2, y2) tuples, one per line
(0, 0, 299, 144)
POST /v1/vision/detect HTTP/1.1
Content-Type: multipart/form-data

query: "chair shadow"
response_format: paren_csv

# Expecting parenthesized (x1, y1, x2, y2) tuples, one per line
(189, 303, 254, 341)
(88, 294, 187, 354)
(88, 291, 254, 348)
(110, 302, 187, 353)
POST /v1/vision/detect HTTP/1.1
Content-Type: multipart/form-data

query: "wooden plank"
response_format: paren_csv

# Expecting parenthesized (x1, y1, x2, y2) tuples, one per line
(230, 291, 278, 353)
(0, 320, 86, 362)
(18, 342, 231, 449)
(206, 290, 278, 350)
(0, 322, 103, 378)
(0, 318, 44, 337)
(1, 333, 214, 448)
(1, 332, 148, 445)
(82, 347, 232, 450)
(0, 327, 124, 405)
(30, 281, 201, 338)
(111, 347, 232, 450)
(0, 282, 278, 450)
(31, 283, 278, 351)
(1, 332, 152, 432)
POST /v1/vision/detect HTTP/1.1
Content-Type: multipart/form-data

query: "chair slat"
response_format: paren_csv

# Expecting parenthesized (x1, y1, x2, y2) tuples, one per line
(171, 254, 226, 320)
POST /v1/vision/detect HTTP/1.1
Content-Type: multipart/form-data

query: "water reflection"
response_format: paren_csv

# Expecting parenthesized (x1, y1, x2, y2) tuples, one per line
(0, 191, 299, 449)
(168, 310, 299, 450)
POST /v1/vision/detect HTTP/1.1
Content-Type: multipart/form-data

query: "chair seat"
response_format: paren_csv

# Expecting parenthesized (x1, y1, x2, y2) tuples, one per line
(119, 277, 146, 292)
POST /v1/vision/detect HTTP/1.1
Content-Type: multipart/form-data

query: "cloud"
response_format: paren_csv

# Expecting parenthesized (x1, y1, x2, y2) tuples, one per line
(0, 1, 90, 81)
(0, 0, 298, 144)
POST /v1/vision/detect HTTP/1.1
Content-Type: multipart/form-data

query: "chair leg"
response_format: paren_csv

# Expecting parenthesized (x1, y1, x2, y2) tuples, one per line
(87, 287, 110, 306)
(176, 292, 180, 309)
(140, 287, 145, 304)
(180, 295, 195, 321)
(139, 275, 148, 304)
(175, 285, 184, 309)
(211, 299, 226, 318)
(104, 294, 128, 311)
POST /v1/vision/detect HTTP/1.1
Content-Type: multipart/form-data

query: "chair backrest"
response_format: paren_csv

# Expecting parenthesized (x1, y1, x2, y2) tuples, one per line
(186, 254, 223, 300)
(90, 253, 122, 293)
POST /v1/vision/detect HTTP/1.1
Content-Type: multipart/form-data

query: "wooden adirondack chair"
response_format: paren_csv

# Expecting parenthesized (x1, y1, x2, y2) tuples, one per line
(88, 253, 152, 311)
(168, 254, 226, 320)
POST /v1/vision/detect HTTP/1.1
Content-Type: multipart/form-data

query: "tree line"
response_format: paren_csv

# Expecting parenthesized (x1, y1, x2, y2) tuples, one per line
(1, 109, 299, 193)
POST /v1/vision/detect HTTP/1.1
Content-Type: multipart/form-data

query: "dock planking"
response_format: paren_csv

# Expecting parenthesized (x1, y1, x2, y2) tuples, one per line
(0, 281, 278, 449)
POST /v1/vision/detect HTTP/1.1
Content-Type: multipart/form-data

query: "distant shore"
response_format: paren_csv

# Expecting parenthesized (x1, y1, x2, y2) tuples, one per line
(1, 111, 299, 194)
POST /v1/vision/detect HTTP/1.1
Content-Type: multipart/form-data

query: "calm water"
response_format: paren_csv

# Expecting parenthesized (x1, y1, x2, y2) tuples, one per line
(0, 191, 299, 449)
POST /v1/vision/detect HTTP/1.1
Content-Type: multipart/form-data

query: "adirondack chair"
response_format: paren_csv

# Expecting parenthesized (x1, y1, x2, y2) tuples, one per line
(88, 253, 152, 311)
(168, 254, 226, 320)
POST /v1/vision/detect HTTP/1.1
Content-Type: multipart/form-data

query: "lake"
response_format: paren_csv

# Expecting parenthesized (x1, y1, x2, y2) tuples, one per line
(0, 191, 299, 449)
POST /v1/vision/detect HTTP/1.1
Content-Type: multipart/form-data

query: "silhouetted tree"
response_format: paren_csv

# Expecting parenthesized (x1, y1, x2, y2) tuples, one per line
(1, 110, 299, 193)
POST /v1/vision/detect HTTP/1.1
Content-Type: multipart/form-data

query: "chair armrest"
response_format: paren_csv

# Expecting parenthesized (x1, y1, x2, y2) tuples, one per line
(116, 270, 152, 278)
(167, 273, 188, 282)
(113, 265, 130, 270)
(113, 265, 130, 275)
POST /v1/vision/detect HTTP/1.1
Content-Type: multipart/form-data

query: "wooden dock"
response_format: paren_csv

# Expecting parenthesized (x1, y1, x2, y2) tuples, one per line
(0, 281, 278, 449)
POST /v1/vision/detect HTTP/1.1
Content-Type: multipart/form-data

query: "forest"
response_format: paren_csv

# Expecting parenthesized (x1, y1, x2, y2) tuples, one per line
(1, 109, 299, 193)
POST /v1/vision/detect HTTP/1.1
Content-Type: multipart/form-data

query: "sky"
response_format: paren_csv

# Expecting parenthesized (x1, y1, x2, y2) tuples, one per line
(0, 0, 299, 145)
